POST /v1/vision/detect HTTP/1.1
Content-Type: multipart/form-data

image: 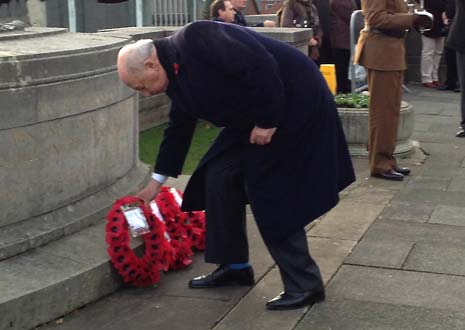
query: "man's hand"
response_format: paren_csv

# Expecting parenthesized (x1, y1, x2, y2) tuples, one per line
(249, 126, 277, 145)
(135, 179, 163, 205)
(263, 20, 276, 27)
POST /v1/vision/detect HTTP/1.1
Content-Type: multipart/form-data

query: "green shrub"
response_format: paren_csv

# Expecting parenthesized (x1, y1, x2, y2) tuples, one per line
(334, 93, 369, 109)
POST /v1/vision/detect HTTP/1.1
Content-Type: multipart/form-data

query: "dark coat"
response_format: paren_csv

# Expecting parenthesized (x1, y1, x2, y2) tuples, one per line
(418, 0, 446, 38)
(233, 9, 265, 27)
(447, 0, 465, 52)
(329, 0, 357, 50)
(153, 21, 355, 242)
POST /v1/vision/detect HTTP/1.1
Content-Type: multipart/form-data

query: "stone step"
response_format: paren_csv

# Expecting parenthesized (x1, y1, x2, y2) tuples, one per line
(0, 174, 191, 330)
(0, 219, 129, 330)
(0, 163, 150, 261)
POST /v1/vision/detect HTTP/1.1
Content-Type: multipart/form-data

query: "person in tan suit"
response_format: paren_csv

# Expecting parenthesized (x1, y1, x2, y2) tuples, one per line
(355, 0, 432, 181)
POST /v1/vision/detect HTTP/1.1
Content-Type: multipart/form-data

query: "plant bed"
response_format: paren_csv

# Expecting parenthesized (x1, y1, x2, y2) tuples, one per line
(336, 94, 415, 157)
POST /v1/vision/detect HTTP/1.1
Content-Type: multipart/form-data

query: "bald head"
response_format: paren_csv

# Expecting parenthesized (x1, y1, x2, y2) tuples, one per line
(117, 39, 169, 96)
(117, 39, 156, 80)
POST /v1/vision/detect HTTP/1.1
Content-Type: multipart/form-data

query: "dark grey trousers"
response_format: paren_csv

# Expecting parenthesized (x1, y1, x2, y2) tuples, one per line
(457, 51, 465, 128)
(203, 147, 324, 293)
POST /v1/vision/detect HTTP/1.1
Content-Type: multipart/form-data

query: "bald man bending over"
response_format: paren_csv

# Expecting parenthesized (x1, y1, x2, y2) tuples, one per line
(117, 21, 355, 310)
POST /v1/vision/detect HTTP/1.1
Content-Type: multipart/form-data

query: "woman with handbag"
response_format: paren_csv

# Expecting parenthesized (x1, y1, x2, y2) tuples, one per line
(279, 0, 323, 61)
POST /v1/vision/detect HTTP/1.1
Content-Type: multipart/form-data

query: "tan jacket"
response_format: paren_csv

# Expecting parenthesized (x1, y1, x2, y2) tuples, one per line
(354, 0, 415, 71)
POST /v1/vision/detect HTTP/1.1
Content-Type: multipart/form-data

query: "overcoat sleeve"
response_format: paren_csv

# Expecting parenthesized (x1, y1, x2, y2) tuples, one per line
(153, 103, 197, 177)
(362, 0, 415, 29)
(179, 22, 286, 129)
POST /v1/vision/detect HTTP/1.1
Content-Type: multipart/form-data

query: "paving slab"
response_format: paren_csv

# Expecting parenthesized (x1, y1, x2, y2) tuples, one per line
(153, 216, 273, 301)
(211, 236, 356, 330)
(345, 238, 413, 269)
(392, 188, 465, 207)
(447, 177, 465, 192)
(309, 201, 385, 241)
(364, 219, 465, 245)
(39, 292, 230, 330)
(378, 200, 434, 223)
(338, 186, 396, 205)
(428, 205, 465, 226)
(298, 298, 465, 330)
(406, 175, 451, 190)
(406, 100, 443, 115)
(308, 237, 357, 283)
(212, 268, 304, 330)
(326, 265, 465, 312)
(403, 242, 465, 276)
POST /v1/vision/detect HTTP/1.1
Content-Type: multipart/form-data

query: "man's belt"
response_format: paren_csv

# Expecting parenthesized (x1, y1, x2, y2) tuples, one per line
(366, 27, 407, 39)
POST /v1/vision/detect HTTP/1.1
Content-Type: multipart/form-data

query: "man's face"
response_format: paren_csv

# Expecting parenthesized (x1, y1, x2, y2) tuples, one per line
(130, 66, 168, 97)
(219, 1, 236, 23)
(119, 59, 168, 97)
(230, 0, 247, 10)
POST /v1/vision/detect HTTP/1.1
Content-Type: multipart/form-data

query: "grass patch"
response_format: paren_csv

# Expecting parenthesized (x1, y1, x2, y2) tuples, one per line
(139, 122, 221, 174)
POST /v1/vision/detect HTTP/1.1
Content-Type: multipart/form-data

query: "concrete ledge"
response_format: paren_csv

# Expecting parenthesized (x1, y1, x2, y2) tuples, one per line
(0, 163, 151, 261)
(0, 32, 129, 89)
(0, 27, 67, 41)
(0, 71, 133, 130)
(0, 221, 129, 330)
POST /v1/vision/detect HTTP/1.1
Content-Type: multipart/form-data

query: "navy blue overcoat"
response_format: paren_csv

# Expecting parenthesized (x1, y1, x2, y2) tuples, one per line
(153, 21, 355, 242)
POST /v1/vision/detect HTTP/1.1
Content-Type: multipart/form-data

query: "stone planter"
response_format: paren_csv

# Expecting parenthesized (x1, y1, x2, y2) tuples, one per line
(338, 101, 414, 157)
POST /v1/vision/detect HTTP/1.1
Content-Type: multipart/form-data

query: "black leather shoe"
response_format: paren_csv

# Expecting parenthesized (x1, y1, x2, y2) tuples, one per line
(437, 84, 455, 91)
(456, 129, 465, 138)
(454, 87, 461, 93)
(188, 265, 255, 288)
(371, 170, 404, 181)
(394, 166, 411, 176)
(266, 289, 326, 310)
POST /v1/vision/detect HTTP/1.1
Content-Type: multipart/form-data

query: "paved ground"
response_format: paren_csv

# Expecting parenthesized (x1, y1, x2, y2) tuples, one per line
(38, 85, 465, 330)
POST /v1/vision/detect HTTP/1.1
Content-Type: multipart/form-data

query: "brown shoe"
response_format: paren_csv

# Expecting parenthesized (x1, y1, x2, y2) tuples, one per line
(422, 82, 436, 88)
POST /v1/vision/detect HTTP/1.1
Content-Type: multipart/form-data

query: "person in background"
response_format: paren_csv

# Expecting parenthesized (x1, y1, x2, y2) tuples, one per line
(279, 0, 322, 61)
(329, 0, 358, 93)
(355, 0, 433, 181)
(445, 0, 465, 137)
(117, 21, 355, 310)
(211, 0, 236, 23)
(230, 0, 276, 27)
(417, 0, 447, 88)
(437, 0, 460, 92)
(313, 0, 333, 65)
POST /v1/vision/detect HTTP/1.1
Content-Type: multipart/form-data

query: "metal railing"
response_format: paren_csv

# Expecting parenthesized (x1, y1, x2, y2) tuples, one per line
(153, 0, 190, 26)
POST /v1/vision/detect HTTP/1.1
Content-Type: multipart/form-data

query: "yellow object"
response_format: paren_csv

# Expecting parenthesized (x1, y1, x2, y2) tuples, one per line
(320, 64, 337, 95)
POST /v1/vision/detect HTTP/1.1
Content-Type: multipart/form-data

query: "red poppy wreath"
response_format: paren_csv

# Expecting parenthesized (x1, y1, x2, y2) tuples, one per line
(155, 187, 206, 251)
(105, 196, 173, 287)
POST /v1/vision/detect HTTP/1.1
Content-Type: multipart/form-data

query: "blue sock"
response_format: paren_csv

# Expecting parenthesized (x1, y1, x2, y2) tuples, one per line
(228, 262, 250, 270)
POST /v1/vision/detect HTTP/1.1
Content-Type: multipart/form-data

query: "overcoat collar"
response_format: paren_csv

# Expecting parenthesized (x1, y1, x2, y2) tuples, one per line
(153, 37, 178, 97)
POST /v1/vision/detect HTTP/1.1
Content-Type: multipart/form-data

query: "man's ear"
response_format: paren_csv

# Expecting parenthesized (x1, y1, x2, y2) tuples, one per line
(143, 55, 160, 71)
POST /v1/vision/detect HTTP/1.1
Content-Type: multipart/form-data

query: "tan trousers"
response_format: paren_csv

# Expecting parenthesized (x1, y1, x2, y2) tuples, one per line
(366, 69, 404, 174)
